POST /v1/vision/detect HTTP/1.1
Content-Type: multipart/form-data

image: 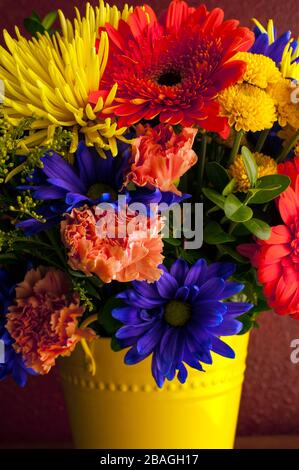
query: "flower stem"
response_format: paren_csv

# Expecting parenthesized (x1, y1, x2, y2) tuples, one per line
(228, 130, 244, 165)
(80, 314, 98, 329)
(255, 129, 270, 153)
(277, 129, 299, 163)
(197, 133, 208, 200)
(80, 339, 96, 376)
(45, 229, 67, 268)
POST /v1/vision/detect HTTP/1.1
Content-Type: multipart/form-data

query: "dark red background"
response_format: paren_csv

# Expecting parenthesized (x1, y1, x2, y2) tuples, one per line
(1, 0, 299, 446)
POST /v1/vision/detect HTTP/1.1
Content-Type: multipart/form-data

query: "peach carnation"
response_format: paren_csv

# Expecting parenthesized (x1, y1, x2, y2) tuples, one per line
(6, 267, 94, 374)
(125, 124, 198, 195)
(61, 205, 164, 284)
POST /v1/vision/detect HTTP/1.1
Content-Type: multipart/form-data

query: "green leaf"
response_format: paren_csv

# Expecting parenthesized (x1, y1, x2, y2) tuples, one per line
(163, 237, 181, 247)
(42, 11, 58, 30)
(99, 297, 123, 336)
(217, 244, 248, 264)
(31, 11, 41, 21)
(23, 17, 46, 36)
(246, 174, 290, 204)
(241, 146, 258, 186)
(243, 218, 271, 240)
(0, 254, 18, 264)
(224, 194, 253, 222)
(206, 162, 230, 192)
(222, 178, 236, 196)
(204, 221, 236, 244)
(111, 335, 122, 352)
(202, 187, 225, 209)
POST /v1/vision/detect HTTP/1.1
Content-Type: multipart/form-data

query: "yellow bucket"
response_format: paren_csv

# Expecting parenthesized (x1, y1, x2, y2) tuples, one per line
(59, 333, 249, 449)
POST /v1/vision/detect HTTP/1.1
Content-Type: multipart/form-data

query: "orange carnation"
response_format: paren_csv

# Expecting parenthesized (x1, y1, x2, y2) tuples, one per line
(126, 124, 198, 195)
(61, 205, 164, 284)
(6, 267, 94, 374)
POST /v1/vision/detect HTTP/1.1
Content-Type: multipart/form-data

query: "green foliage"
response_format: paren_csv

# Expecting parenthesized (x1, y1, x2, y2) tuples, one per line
(204, 221, 236, 244)
(224, 194, 253, 223)
(24, 11, 58, 37)
(206, 162, 229, 192)
(241, 146, 258, 186)
(99, 297, 124, 336)
(246, 174, 290, 204)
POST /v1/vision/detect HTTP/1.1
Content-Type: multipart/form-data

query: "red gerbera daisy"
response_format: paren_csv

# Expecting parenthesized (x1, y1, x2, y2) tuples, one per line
(90, 0, 254, 138)
(238, 160, 299, 318)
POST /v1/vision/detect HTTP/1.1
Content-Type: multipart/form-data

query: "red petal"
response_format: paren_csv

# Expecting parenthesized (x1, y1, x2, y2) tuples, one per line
(263, 225, 292, 245)
(278, 187, 299, 225)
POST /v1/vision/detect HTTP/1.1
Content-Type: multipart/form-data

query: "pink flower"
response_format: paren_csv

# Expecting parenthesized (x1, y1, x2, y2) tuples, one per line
(6, 267, 94, 374)
(125, 124, 198, 195)
(61, 205, 164, 284)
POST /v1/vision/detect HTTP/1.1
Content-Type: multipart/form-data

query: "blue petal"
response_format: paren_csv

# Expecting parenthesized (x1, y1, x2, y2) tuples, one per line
(221, 282, 244, 299)
(131, 281, 160, 299)
(208, 318, 243, 336)
(33, 185, 66, 200)
(210, 336, 235, 359)
(112, 307, 140, 324)
(116, 322, 153, 340)
(184, 258, 207, 286)
(206, 262, 235, 280)
(137, 320, 164, 356)
(117, 290, 165, 308)
(170, 259, 189, 286)
(224, 302, 253, 317)
(124, 345, 149, 365)
(156, 272, 178, 299)
(194, 278, 225, 300)
(42, 152, 86, 193)
(177, 363, 188, 384)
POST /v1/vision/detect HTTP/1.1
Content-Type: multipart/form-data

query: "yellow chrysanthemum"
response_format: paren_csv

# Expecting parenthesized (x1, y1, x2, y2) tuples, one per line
(228, 153, 277, 192)
(0, 1, 132, 156)
(219, 83, 277, 132)
(233, 52, 282, 88)
(268, 78, 299, 129)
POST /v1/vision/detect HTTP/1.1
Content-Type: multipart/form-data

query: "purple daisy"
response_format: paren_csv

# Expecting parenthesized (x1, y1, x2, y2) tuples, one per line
(112, 259, 253, 388)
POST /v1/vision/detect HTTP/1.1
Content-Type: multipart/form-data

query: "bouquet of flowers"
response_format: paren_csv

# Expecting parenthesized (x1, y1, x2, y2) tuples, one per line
(0, 0, 299, 389)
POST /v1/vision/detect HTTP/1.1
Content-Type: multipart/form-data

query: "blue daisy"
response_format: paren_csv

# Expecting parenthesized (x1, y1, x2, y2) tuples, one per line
(0, 269, 36, 387)
(112, 259, 253, 388)
(250, 21, 298, 67)
(17, 140, 188, 235)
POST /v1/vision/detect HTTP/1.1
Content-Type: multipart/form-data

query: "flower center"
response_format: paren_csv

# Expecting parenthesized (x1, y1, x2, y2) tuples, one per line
(157, 70, 182, 87)
(87, 183, 117, 200)
(164, 300, 191, 327)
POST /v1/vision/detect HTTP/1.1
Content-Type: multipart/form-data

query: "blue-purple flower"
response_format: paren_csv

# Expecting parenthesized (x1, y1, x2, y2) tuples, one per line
(17, 140, 189, 235)
(250, 20, 297, 66)
(0, 269, 35, 386)
(112, 259, 252, 388)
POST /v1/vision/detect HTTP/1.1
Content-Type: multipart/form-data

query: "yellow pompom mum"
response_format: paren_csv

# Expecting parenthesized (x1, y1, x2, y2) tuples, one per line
(233, 52, 282, 88)
(0, 1, 132, 156)
(219, 83, 277, 133)
(268, 78, 299, 129)
(229, 153, 277, 192)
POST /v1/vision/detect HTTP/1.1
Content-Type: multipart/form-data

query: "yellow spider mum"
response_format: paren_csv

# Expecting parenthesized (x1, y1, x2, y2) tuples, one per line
(0, 1, 132, 156)
(229, 153, 277, 192)
(219, 83, 277, 133)
(233, 52, 282, 88)
(268, 78, 299, 129)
